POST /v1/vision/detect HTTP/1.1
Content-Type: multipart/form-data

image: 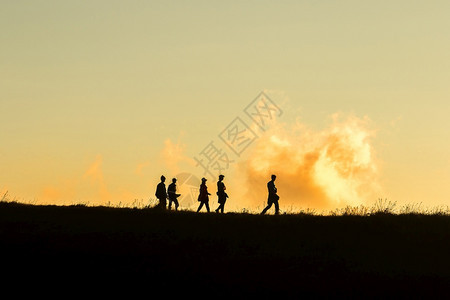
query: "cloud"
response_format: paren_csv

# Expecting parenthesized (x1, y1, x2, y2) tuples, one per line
(39, 155, 112, 205)
(40, 180, 76, 204)
(160, 138, 196, 174)
(135, 161, 151, 176)
(83, 154, 111, 203)
(233, 113, 381, 211)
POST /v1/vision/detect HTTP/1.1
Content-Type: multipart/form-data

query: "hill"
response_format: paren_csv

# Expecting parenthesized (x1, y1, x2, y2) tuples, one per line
(1, 202, 449, 297)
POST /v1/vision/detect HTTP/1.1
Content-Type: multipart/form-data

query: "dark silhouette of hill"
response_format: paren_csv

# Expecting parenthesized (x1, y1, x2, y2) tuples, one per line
(1, 202, 449, 297)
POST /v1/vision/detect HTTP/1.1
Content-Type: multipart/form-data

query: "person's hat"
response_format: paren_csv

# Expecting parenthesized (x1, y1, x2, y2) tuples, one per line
(201, 177, 207, 181)
(219, 174, 225, 178)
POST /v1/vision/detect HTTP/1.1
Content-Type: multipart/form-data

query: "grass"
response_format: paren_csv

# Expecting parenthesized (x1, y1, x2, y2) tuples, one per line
(1, 196, 450, 297)
(3, 190, 448, 216)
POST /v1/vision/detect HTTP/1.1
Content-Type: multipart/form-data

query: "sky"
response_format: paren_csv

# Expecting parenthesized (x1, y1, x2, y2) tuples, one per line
(1, 1, 449, 212)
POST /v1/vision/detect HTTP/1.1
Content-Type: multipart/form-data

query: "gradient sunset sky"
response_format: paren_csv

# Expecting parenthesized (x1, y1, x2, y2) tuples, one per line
(1, 1, 449, 211)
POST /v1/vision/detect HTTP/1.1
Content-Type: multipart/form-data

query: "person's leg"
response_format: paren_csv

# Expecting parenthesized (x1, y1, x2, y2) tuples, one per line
(205, 201, 210, 212)
(168, 199, 172, 210)
(174, 199, 179, 211)
(274, 200, 280, 215)
(197, 202, 204, 212)
(216, 196, 222, 213)
(261, 201, 273, 214)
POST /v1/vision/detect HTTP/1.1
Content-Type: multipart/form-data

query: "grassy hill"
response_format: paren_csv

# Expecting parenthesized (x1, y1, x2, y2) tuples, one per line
(1, 201, 449, 297)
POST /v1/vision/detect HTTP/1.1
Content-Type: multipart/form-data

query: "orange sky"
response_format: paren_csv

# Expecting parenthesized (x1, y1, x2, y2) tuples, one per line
(1, 1, 449, 211)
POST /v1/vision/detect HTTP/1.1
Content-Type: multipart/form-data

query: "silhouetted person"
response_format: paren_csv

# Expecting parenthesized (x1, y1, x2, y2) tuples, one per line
(215, 174, 228, 213)
(261, 174, 280, 215)
(197, 177, 211, 212)
(168, 178, 181, 211)
(155, 175, 167, 209)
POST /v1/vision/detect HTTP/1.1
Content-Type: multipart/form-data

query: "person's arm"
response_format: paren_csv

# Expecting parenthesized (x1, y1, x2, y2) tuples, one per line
(268, 182, 276, 194)
(155, 183, 161, 197)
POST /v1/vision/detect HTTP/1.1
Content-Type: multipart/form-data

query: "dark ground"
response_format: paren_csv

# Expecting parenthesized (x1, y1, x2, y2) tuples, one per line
(1, 202, 450, 298)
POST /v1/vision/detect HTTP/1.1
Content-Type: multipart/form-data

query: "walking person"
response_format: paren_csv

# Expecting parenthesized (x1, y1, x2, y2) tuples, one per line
(167, 178, 181, 211)
(261, 174, 280, 215)
(215, 174, 228, 213)
(197, 177, 211, 212)
(155, 175, 168, 209)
